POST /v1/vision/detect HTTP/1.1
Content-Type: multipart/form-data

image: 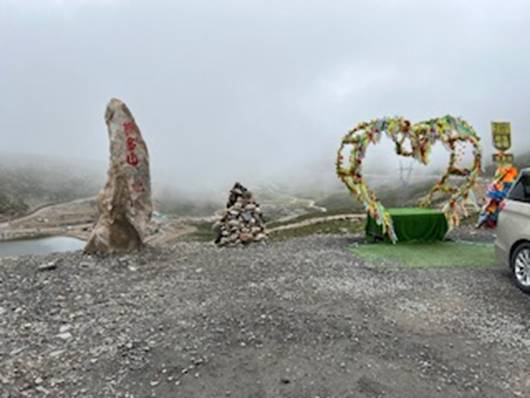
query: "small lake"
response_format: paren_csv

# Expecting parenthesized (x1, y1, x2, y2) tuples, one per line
(0, 236, 85, 257)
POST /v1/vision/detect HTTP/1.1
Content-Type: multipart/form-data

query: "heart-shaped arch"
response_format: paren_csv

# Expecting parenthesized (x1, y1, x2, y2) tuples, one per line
(336, 115, 482, 242)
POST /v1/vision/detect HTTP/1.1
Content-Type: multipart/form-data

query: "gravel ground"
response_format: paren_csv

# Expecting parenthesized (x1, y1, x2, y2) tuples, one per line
(1, 233, 529, 398)
(446, 224, 497, 243)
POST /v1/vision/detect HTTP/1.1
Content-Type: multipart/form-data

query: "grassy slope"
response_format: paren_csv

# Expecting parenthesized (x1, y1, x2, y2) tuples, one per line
(269, 218, 364, 241)
(315, 178, 439, 213)
(179, 218, 365, 243)
(0, 192, 29, 216)
(350, 241, 496, 268)
(155, 197, 221, 218)
(0, 154, 101, 217)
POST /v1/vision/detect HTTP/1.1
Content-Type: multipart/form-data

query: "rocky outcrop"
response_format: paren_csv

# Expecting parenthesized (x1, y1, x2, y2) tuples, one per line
(214, 183, 266, 247)
(85, 98, 152, 254)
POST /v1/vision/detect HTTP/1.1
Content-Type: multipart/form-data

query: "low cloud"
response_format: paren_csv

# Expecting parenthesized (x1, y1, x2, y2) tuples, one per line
(1, 0, 529, 192)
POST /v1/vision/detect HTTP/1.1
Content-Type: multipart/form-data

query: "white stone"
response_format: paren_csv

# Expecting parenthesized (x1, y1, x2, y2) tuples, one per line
(56, 332, 72, 340)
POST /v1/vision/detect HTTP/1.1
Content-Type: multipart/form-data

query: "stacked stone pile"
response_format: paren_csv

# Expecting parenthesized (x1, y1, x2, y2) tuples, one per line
(214, 183, 267, 246)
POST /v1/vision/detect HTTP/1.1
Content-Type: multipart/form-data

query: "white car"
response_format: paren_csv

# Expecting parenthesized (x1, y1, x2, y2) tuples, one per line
(495, 169, 530, 294)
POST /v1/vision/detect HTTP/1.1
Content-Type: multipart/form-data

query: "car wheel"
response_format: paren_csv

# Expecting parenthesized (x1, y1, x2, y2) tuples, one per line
(511, 243, 530, 294)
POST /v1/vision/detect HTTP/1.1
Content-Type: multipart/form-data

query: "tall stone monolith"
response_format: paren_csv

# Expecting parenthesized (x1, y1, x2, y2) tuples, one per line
(85, 98, 152, 254)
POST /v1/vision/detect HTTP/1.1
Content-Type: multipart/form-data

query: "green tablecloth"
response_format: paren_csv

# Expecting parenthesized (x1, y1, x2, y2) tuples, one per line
(366, 208, 448, 243)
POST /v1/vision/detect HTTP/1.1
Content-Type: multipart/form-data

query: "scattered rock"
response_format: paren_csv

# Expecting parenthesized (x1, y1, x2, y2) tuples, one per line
(38, 261, 58, 272)
(56, 332, 72, 340)
(59, 324, 71, 333)
(79, 261, 93, 268)
(35, 386, 50, 395)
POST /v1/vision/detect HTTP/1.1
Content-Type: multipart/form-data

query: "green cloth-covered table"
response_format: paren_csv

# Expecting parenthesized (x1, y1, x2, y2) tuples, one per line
(366, 208, 448, 243)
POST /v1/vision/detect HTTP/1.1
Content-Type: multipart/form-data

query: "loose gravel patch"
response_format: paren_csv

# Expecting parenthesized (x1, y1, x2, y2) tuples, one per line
(1, 234, 529, 397)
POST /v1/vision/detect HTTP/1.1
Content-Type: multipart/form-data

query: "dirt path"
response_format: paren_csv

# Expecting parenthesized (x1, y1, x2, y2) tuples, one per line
(269, 213, 365, 233)
(272, 198, 328, 224)
(146, 224, 197, 246)
(0, 198, 97, 240)
(4, 202, 57, 223)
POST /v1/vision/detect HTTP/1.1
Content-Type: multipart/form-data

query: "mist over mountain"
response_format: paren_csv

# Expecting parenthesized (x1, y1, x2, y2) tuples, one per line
(2, 0, 530, 194)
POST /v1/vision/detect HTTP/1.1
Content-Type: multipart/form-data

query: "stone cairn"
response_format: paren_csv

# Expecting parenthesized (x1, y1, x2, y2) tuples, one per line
(85, 98, 152, 254)
(214, 183, 266, 246)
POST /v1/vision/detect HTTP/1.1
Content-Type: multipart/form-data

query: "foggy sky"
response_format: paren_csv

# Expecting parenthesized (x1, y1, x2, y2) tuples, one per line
(1, 0, 530, 190)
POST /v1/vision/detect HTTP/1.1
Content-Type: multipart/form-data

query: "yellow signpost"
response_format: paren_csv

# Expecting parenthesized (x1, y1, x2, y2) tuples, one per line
(491, 121, 513, 164)
(492, 152, 514, 164)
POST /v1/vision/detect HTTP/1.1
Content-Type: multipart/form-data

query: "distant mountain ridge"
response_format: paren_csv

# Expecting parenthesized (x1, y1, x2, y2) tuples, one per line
(0, 153, 102, 219)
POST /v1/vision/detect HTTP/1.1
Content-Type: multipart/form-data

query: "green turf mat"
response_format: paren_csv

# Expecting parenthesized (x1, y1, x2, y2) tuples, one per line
(366, 207, 448, 242)
(349, 241, 496, 268)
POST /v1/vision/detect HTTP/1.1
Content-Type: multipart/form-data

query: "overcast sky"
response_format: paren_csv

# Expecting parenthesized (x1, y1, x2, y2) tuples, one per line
(1, 0, 529, 190)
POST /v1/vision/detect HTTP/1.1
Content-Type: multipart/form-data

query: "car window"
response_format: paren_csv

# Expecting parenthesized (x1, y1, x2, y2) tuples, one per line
(508, 175, 530, 203)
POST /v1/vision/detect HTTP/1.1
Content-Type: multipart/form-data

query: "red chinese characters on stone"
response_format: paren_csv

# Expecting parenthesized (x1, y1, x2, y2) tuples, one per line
(123, 121, 135, 136)
(126, 152, 139, 167)
(127, 137, 137, 151)
(123, 122, 139, 167)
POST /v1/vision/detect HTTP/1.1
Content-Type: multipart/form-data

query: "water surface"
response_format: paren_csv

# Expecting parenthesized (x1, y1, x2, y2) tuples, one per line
(0, 236, 85, 257)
